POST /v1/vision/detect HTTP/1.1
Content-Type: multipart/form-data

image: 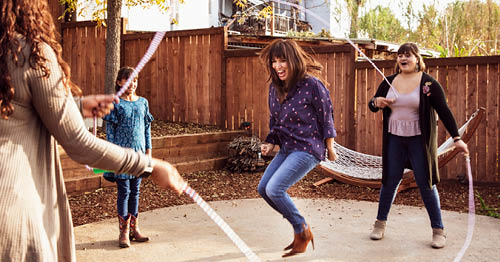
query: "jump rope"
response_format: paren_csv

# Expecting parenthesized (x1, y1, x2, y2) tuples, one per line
(85, 2, 474, 261)
(453, 154, 475, 262)
(274, 2, 475, 261)
(86, 31, 261, 261)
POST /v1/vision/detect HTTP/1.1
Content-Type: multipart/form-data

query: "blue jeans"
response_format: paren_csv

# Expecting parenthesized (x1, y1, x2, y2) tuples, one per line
(116, 177, 143, 219)
(376, 134, 444, 229)
(258, 150, 320, 233)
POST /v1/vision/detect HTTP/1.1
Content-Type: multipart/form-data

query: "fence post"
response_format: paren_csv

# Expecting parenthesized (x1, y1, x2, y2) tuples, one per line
(346, 44, 358, 148)
(220, 26, 229, 129)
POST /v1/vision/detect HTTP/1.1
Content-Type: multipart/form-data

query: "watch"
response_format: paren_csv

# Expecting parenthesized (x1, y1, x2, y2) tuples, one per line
(140, 157, 154, 178)
(370, 97, 378, 108)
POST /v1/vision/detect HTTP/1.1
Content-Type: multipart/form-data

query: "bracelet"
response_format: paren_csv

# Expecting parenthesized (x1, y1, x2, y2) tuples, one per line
(453, 137, 461, 143)
(140, 157, 154, 178)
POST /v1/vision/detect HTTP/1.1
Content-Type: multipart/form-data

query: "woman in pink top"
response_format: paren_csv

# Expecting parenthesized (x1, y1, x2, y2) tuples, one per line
(368, 43, 468, 249)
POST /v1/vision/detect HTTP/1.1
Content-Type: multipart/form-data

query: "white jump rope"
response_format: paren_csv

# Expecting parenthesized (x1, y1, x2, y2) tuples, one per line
(273, 1, 475, 261)
(87, 3, 475, 261)
(88, 31, 261, 261)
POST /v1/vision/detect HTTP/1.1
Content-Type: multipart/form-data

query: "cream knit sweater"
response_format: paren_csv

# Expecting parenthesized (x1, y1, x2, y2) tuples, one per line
(0, 39, 149, 261)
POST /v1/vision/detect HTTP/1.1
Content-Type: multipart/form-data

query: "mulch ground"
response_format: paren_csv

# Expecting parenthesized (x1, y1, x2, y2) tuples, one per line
(69, 120, 500, 226)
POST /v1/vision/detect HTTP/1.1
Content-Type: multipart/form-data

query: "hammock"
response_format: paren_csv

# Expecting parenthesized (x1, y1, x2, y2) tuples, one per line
(315, 108, 485, 192)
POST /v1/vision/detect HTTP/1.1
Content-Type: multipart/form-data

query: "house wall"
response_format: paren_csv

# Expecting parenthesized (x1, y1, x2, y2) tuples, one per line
(171, 0, 210, 31)
(220, 0, 233, 17)
(305, 0, 333, 33)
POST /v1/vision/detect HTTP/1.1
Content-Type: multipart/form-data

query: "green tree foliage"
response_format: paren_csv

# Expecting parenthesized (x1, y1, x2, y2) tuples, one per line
(434, 0, 500, 56)
(346, 0, 367, 38)
(354, 0, 500, 57)
(409, 3, 440, 47)
(286, 28, 331, 38)
(359, 6, 405, 42)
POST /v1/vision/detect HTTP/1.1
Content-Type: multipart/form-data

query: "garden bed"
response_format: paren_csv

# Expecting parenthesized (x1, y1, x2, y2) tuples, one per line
(62, 120, 247, 193)
(69, 168, 500, 226)
(66, 120, 500, 227)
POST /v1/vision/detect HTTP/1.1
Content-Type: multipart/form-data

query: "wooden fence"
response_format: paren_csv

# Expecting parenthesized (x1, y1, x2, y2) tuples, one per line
(122, 27, 226, 125)
(59, 22, 499, 183)
(224, 45, 357, 149)
(225, 50, 500, 183)
(62, 22, 226, 126)
(61, 21, 108, 97)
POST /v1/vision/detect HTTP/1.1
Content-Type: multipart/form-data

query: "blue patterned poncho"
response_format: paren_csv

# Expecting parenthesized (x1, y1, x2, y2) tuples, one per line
(102, 97, 154, 181)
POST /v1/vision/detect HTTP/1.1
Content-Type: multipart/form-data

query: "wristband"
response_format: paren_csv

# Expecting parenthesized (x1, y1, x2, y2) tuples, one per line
(453, 137, 461, 143)
(140, 157, 154, 178)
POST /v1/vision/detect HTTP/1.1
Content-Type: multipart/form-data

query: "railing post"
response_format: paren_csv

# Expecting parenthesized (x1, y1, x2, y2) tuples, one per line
(271, 2, 275, 36)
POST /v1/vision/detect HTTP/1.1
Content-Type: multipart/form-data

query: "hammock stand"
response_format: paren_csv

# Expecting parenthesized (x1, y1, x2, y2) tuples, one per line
(315, 107, 485, 192)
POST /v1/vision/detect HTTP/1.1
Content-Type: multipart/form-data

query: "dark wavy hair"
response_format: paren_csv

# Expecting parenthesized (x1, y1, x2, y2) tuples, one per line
(395, 42, 426, 73)
(259, 39, 325, 102)
(115, 66, 136, 92)
(0, 0, 80, 119)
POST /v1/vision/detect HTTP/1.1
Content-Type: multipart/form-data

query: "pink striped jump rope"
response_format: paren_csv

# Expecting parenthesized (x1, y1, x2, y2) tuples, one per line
(86, 31, 261, 261)
(87, 7, 476, 260)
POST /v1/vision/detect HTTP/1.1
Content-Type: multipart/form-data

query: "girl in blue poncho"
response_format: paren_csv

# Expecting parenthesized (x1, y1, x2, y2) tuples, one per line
(103, 66, 154, 248)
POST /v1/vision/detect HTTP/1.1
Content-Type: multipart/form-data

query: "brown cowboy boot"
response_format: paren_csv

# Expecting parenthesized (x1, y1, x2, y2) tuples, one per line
(129, 214, 150, 242)
(282, 224, 315, 257)
(118, 215, 131, 248)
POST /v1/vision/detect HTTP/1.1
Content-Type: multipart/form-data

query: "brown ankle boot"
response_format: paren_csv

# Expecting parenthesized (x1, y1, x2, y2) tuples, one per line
(129, 214, 149, 242)
(118, 215, 131, 248)
(282, 224, 315, 257)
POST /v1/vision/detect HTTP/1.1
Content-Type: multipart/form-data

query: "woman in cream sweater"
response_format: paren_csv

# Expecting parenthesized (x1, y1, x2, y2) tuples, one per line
(0, 1, 185, 261)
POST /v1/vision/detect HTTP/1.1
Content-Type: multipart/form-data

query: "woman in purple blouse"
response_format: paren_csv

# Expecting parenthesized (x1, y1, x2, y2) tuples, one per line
(258, 39, 338, 257)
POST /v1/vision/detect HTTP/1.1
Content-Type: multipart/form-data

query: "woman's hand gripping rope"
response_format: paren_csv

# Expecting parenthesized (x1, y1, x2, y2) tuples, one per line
(81, 94, 119, 118)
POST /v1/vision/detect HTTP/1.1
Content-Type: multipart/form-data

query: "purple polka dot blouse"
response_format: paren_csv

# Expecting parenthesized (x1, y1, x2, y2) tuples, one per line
(265, 76, 337, 160)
